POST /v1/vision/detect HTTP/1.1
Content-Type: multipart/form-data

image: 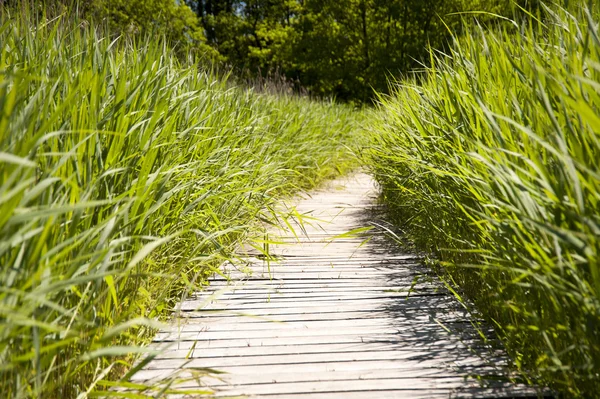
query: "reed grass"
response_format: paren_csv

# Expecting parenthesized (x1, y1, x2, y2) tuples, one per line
(366, 2, 600, 397)
(0, 6, 361, 398)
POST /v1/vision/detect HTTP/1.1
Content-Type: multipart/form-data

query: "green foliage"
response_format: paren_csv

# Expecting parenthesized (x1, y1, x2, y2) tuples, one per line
(365, 2, 600, 397)
(292, 0, 470, 101)
(88, 0, 217, 56)
(189, 0, 522, 102)
(189, 0, 299, 73)
(0, 6, 361, 398)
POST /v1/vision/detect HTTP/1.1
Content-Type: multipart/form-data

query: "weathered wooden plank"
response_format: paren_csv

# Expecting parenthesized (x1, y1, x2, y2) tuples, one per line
(141, 357, 507, 374)
(249, 230, 383, 238)
(223, 268, 426, 276)
(192, 293, 441, 305)
(214, 272, 428, 282)
(179, 296, 453, 311)
(153, 323, 493, 343)
(200, 284, 438, 293)
(155, 326, 429, 341)
(206, 277, 430, 287)
(207, 390, 517, 399)
(199, 379, 535, 398)
(232, 261, 422, 268)
(216, 265, 426, 275)
(216, 261, 426, 270)
(180, 298, 449, 313)
(270, 234, 379, 239)
(217, 263, 425, 273)
(203, 282, 430, 292)
(173, 310, 475, 324)
(132, 368, 466, 385)
(197, 287, 439, 297)
(219, 269, 428, 278)
(153, 342, 485, 360)
(179, 298, 453, 314)
(244, 240, 382, 248)
(145, 389, 462, 399)
(165, 317, 403, 331)
(186, 292, 442, 305)
(177, 305, 462, 319)
(150, 335, 483, 351)
(177, 309, 470, 324)
(210, 389, 539, 399)
(217, 260, 425, 269)
(212, 271, 427, 281)
(145, 349, 500, 370)
(194, 290, 407, 300)
(161, 317, 472, 333)
(239, 249, 413, 258)
(177, 302, 465, 316)
(159, 372, 532, 395)
(228, 255, 421, 263)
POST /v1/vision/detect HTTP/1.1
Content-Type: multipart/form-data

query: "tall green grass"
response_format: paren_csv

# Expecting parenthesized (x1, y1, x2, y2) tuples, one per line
(366, 3, 599, 397)
(0, 6, 361, 398)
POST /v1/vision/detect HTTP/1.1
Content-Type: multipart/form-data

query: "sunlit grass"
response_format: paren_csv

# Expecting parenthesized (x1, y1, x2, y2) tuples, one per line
(0, 6, 362, 398)
(366, 3, 600, 397)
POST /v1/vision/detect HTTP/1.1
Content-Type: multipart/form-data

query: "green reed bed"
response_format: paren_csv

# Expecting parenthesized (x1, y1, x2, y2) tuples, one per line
(0, 8, 361, 398)
(365, 3, 599, 397)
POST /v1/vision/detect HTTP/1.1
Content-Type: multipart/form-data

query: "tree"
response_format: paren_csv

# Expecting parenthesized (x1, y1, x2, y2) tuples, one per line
(184, 0, 521, 102)
(90, 0, 216, 56)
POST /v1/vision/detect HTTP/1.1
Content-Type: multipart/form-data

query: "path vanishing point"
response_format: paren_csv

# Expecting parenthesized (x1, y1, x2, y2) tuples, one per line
(135, 174, 544, 398)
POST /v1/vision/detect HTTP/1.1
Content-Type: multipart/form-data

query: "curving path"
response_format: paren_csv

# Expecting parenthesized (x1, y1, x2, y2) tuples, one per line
(135, 174, 542, 398)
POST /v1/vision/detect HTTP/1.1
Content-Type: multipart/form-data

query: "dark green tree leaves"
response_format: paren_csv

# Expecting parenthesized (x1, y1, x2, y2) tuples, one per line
(89, 0, 217, 56)
(189, 0, 517, 102)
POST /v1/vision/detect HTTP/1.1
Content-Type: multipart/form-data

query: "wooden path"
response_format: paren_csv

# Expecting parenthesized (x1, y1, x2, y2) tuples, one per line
(135, 174, 541, 398)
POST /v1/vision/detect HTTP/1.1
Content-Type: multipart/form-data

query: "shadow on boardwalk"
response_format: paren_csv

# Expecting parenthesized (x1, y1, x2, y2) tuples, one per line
(342, 201, 550, 398)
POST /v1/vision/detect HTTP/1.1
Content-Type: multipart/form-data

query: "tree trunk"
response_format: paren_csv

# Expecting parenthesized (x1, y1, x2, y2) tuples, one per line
(360, 0, 370, 70)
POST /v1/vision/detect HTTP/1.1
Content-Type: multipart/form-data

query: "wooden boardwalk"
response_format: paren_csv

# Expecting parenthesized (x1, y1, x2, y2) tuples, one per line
(135, 174, 541, 398)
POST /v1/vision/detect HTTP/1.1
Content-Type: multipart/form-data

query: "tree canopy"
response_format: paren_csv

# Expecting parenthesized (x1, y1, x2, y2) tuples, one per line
(187, 0, 523, 102)
(11, 0, 529, 102)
